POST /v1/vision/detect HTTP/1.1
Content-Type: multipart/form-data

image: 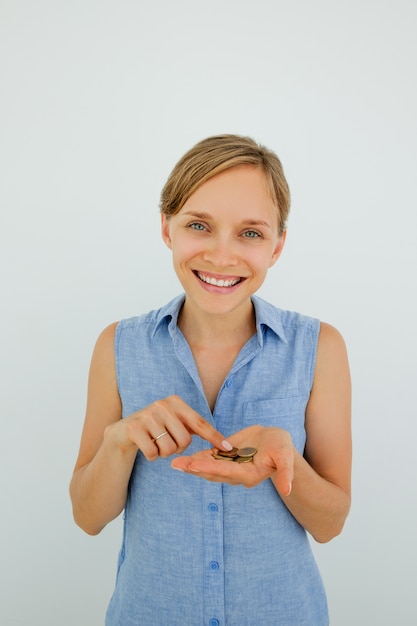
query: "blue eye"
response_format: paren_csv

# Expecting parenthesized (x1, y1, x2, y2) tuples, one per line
(243, 230, 261, 238)
(189, 222, 206, 231)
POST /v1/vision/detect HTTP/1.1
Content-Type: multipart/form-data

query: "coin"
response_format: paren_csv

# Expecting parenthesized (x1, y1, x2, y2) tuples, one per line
(212, 446, 257, 463)
(236, 447, 257, 458)
(215, 447, 239, 459)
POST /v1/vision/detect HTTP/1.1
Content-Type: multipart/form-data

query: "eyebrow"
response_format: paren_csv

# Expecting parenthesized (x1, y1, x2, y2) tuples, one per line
(181, 210, 273, 231)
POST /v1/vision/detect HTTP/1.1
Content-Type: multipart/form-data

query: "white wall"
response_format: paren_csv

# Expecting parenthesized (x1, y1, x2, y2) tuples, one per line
(1, 1, 416, 624)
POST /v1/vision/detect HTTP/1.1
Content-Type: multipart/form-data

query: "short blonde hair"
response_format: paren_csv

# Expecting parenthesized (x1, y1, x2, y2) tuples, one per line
(159, 134, 290, 235)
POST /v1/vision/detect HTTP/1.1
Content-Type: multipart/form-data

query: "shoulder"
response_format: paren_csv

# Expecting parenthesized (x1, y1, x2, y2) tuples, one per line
(90, 322, 119, 375)
(312, 322, 351, 400)
(280, 308, 320, 335)
(254, 298, 320, 351)
(116, 313, 154, 335)
(316, 322, 349, 360)
(90, 315, 154, 370)
(116, 295, 185, 338)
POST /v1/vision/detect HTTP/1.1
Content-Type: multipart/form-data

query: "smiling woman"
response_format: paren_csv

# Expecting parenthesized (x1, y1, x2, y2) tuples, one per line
(70, 134, 351, 626)
(161, 165, 286, 322)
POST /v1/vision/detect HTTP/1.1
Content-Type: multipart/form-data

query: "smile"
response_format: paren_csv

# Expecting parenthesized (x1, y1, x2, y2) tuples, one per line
(195, 271, 242, 288)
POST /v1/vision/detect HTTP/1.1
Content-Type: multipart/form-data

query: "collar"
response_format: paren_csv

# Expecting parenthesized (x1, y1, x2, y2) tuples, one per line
(151, 294, 287, 344)
(252, 295, 288, 345)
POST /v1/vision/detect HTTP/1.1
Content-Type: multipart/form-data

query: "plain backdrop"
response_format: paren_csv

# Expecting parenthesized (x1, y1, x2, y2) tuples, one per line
(1, 1, 416, 624)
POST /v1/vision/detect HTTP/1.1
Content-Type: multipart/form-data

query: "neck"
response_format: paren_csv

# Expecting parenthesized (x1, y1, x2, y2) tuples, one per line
(178, 299, 256, 348)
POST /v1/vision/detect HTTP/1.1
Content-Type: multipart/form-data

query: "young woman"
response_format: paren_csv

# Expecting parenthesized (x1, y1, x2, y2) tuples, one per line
(70, 134, 351, 626)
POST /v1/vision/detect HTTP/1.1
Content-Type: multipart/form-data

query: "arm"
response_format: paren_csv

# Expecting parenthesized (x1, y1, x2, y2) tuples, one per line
(282, 322, 352, 542)
(70, 324, 232, 536)
(172, 322, 352, 543)
(69, 323, 135, 535)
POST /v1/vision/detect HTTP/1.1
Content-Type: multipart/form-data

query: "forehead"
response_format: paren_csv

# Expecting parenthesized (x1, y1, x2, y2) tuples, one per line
(182, 165, 276, 212)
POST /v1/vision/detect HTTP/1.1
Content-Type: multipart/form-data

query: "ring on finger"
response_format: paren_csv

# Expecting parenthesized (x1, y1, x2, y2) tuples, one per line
(152, 430, 169, 443)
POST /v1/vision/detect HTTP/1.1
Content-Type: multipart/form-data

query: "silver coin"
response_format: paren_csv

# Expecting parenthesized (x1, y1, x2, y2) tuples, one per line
(234, 456, 253, 463)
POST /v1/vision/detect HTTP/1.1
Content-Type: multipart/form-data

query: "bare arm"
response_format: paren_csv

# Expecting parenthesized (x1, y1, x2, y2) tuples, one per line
(282, 322, 352, 542)
(69, 323, 135, 535)
(172, 322, 352, 543)
(70, 324, 233, 536)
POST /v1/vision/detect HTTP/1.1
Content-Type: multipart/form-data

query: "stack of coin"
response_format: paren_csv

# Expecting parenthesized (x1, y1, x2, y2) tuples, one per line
(212, 446, 257, 463)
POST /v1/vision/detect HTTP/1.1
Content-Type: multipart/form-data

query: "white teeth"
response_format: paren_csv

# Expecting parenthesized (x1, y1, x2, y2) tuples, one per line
(197, 272, 240, 287)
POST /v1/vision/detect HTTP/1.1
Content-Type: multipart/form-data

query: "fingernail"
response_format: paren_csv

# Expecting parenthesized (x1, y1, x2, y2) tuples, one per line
(222, 440, 233, 451)
(172, 466, 185, 472)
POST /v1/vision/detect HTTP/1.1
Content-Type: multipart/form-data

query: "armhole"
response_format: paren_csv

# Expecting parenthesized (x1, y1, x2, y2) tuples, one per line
(114, 320, 123, 400)
(307, 318, 321, 393)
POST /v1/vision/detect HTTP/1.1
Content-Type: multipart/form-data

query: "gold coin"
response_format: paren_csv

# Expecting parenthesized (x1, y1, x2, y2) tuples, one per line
(234, 456, 253, 463)
(236, 447, 257, 458)
(212, 453, 235, 461)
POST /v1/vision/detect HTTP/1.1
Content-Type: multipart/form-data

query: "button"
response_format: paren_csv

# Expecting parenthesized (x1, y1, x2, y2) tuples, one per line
(209, 620, 219, 626)
(209, 561, 219, 570)
(208, 503, 218, 512)
(225, 378, 233, 387)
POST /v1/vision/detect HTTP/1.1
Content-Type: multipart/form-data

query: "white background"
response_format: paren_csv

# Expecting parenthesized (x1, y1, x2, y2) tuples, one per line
(1, 1, 416, 624)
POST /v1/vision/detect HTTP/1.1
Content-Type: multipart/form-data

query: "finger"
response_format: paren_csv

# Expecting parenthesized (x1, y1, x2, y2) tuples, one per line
(270, 447, 294, 497)
(168, 396, 233, 452)
(274, 468, 293, 497)
(254, 427, 294, 497)
(124, 400, 190, 458)
(151, 430, 179, 458)
(126, 421, 177, 461)
(153, 421, 192, 454)
(151, 430, 170, 444)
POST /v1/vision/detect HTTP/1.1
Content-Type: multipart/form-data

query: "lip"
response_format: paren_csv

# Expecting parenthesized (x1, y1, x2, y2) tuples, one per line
(193, 270, 245, 291)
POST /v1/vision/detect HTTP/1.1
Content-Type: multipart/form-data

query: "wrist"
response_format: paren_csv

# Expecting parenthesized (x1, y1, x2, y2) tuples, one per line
(103, 420, 138, 457)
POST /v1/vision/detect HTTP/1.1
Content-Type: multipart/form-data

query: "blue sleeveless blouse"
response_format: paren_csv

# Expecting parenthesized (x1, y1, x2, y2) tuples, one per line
(105, 295, 329, 626)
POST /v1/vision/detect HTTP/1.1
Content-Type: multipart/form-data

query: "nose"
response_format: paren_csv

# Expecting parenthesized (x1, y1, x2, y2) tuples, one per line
(202, 233, 238, 268)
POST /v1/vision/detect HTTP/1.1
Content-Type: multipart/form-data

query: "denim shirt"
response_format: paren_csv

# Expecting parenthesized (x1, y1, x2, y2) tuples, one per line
(105, 295, 328, 626)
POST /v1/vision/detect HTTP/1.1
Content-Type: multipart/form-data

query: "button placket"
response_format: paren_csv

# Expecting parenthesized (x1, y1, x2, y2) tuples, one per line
(202, 483, 225, 626)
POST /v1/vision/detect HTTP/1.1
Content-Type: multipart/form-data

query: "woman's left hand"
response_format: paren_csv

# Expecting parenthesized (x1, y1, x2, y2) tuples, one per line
(171, 425, 294, 496)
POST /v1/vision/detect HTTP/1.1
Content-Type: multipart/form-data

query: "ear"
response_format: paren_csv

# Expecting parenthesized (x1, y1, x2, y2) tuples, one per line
(161, 214, 172, 249)
(269, 230, 287, 268)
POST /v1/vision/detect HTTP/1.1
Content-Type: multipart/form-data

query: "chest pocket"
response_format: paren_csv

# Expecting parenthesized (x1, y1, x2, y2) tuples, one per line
(242, 395, 307, 452)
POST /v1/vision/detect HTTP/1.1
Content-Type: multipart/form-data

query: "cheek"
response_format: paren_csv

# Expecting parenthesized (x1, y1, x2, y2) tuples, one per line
(171, 235, 202, 263)
(249, 248, 276, 271)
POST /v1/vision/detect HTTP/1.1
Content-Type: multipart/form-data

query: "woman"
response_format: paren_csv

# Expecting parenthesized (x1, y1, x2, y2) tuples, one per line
(70, 134, 351, 625)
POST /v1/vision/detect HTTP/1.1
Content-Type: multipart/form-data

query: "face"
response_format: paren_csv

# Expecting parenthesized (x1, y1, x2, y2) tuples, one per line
(161, 165, 286, 319)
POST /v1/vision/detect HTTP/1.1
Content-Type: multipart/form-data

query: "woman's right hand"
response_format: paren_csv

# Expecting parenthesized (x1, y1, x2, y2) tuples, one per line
(109, 394, 232, 460)
(70, 323, 231, 534)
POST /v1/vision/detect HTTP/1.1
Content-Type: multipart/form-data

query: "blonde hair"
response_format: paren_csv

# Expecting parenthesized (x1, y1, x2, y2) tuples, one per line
(159, 134, 290, 235)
